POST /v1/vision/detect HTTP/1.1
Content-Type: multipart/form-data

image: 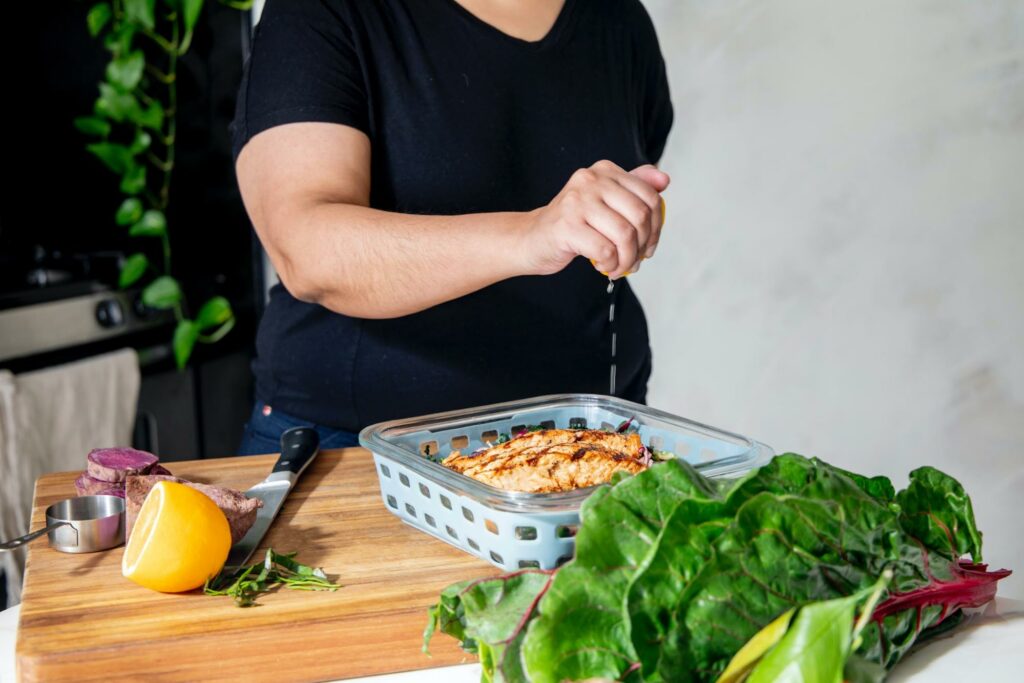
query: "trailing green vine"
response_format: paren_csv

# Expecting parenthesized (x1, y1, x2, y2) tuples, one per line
(75, 0, 251, 369)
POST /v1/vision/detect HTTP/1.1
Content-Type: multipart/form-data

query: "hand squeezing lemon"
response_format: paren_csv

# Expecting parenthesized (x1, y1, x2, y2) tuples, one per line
(591, 195, 665, 278)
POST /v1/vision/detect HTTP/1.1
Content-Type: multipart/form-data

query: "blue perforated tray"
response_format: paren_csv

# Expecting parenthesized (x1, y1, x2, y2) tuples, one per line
(359, 394, 772, 570)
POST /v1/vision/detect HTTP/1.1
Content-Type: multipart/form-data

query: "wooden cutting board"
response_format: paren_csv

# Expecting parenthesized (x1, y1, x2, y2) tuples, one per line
(15, 448, 500, 682)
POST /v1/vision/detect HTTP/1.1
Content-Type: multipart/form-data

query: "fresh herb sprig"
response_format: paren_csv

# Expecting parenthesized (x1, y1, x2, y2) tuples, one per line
(204, 549, 341, 607)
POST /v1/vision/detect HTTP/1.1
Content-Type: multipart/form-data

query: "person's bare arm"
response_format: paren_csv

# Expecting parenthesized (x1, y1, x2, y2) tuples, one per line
(236, 122, 668, 319)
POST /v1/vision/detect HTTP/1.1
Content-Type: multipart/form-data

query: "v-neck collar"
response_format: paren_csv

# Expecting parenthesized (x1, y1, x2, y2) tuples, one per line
(442, 0, 578, 51)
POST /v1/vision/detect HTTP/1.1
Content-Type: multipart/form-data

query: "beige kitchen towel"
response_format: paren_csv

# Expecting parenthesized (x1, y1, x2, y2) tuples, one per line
(0, 348, 139, 606)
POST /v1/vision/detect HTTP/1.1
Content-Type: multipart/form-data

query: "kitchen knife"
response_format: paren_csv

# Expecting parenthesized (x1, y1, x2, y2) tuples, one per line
(223, 426, 320, 569)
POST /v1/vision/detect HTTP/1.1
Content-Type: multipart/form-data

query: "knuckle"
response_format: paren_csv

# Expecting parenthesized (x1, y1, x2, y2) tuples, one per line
(573, 168, 597, 184)
(609, 219, 632, 242)
(592, 159, 614, 172)
(637, 202, 652, 223)
(598, 244, 616, 262)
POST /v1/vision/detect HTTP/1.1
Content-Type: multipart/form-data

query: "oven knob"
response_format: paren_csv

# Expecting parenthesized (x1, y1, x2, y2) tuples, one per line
(95, 299, 125, 328)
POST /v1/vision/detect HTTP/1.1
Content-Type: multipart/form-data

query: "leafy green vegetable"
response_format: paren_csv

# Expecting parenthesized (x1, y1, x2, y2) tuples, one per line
(204, 549, 341, 607)
(744, 571, 889, 683)
(425, 570, 553, 683)
(425, 453, 1010, 682)
(895, 466, 983, 560)
(650, 449, 676, 462)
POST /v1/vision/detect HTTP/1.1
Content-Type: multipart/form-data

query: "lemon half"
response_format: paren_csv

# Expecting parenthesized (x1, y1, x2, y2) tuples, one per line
(122, 480, 232, 593)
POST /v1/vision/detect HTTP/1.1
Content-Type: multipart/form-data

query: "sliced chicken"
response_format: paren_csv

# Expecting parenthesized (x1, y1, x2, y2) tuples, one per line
(442, 428, 648, 493)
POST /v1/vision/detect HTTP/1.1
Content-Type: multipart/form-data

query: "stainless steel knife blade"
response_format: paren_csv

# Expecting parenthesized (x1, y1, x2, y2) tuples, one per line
(224, 426, 320, 569)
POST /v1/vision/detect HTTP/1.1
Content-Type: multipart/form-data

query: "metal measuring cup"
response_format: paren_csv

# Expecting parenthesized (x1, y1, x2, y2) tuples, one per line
(0, 495, 125, 553)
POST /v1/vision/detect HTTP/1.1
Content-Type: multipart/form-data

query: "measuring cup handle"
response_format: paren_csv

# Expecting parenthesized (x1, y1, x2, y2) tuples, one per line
(0, 521, 70, 551)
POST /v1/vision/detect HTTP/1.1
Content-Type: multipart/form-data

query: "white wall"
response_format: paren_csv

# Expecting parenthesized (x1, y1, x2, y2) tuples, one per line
(635, 0, 1024, 597)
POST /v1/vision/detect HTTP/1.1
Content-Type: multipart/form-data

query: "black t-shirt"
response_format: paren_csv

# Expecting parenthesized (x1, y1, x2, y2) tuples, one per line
(230, 0, 673, 431)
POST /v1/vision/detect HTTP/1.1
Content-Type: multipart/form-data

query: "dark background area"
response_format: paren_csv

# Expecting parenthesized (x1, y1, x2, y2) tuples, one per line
(0, 2, 262, 460)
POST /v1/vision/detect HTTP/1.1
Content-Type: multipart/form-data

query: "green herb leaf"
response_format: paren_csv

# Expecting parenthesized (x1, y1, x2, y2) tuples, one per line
(124, 0, 156, 30)
(86, 141, 133, 174)
(115, 198, 144, 226)
(120, 162, 147, 195)
(130, 209, 166, 237)
(73, 115, 111, 137)
(87, 2, 113, 37)
(118, 253, 149, 288)
(106, 50, 145, 92)
(141, 275, 182, 309)
(173, 319, 200, 369)
(204, 549, 341, 607)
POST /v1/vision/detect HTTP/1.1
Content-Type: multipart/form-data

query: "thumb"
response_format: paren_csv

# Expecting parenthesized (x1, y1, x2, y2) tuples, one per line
(629, 164, 670, 192)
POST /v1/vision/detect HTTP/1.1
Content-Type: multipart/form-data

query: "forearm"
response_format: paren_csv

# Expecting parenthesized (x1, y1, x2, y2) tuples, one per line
(270, 202, 532, 319)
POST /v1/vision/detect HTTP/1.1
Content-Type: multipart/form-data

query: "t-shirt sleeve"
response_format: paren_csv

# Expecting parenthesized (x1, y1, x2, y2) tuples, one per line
(633, 3, 674, 164)
(229, 0, 369, 163)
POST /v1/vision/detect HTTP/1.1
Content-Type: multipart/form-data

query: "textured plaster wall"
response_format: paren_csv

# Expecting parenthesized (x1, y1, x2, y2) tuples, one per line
(635, 0, 1024, 597)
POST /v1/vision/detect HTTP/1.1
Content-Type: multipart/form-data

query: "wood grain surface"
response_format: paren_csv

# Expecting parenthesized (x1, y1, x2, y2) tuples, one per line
(15, 449, 499, 682)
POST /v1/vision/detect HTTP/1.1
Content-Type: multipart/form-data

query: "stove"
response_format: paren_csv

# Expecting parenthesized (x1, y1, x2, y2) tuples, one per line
(0, 247, 173, 365)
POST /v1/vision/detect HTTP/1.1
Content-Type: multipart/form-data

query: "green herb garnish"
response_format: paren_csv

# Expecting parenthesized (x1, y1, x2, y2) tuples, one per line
(204, 549, 341, 607)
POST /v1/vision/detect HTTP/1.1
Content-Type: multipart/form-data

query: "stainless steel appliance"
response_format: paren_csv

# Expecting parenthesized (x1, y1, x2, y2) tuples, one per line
(0, 250, 173, 365)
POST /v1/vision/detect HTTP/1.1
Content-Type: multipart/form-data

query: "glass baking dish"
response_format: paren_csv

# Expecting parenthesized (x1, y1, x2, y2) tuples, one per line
(358, 393, 773, 570)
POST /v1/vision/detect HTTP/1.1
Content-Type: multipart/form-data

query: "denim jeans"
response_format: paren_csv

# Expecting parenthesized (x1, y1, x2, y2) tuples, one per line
(237, 399, 361, 455)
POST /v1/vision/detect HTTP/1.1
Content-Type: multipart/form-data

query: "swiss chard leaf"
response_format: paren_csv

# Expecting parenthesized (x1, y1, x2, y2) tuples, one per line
(895, 465, 983, 561)
(424, 570, 552, 683)
(427, 453, 1010, 682)
(745, 576, 885, 683)
(523, 460, 723, 683)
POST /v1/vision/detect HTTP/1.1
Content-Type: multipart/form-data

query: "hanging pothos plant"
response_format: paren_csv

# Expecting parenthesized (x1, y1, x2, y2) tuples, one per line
(75, 0, 251, 369)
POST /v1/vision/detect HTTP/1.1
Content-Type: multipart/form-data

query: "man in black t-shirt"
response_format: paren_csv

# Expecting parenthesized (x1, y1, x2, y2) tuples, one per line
(231, 0, 673, 454)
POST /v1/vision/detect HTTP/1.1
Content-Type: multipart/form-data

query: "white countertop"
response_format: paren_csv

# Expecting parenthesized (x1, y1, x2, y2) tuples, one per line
(3, 598, 1022, 682)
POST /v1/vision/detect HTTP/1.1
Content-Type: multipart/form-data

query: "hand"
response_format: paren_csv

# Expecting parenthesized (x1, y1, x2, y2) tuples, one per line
(520, 160, 670, 279)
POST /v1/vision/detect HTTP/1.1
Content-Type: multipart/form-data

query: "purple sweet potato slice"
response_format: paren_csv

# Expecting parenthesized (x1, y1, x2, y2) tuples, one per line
(125, 475, 262, 545)
(149, 464, 173, 476)
(96, 486, 126, 498)
(86, 447, 159, 482)
(74, 472, 124, 497)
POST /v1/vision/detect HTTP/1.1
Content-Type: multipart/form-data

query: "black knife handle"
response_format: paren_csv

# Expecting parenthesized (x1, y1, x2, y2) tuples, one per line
(273, 426, 320, 477)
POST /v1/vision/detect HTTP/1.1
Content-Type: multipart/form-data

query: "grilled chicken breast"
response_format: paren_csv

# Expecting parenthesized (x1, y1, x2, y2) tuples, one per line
(442, 428, 648, 493)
